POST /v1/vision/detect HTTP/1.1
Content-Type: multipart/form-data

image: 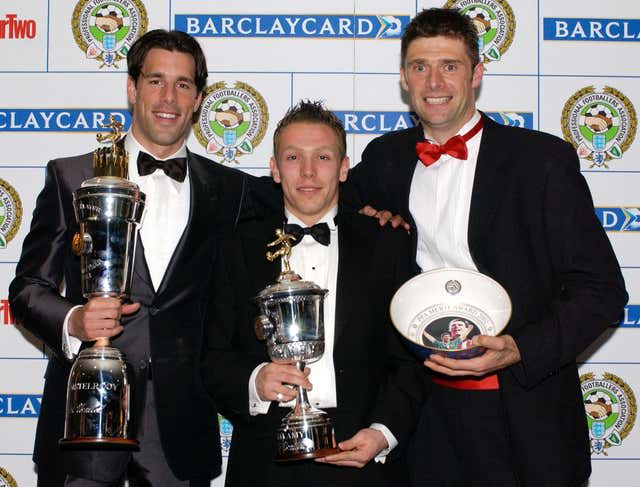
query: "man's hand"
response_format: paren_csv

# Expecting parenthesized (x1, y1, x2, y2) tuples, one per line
(255, 363, 312, 402)
(68, 297, 140, 342)
(359, 205, 410, 231)
(316, 428, 388, 468)
(424, 334, 521, 376)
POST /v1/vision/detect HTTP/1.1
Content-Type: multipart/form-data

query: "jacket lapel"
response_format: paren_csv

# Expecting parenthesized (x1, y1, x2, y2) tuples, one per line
(468, 114, 508, 271)
(155, 151, 216, 297)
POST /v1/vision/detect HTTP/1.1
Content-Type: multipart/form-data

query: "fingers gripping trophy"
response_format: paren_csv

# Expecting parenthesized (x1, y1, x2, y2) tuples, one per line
(60, 115, 145, 447)
(254, 229, 340, 461)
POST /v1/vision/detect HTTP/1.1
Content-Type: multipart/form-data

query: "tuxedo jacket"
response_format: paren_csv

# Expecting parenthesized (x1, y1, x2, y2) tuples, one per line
(9, 150, 248, 484)
(346, 114, 628, 487)
(204, 207, 427, 487)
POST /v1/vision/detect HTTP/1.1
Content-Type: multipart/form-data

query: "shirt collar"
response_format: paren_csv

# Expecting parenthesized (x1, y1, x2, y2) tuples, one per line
(285, 205, 338, 231)
(125, 132, 188, 179)
(422, 110, 481, 144)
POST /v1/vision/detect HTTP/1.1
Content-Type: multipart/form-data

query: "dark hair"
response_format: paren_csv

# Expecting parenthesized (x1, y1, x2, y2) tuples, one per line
(127, 29, 208, 92)
(401, 8, 480, 68)
(273, 100, 346, 159)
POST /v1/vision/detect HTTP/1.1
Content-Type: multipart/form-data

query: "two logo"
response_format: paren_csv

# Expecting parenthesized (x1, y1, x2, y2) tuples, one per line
(0, 179, 22, 249)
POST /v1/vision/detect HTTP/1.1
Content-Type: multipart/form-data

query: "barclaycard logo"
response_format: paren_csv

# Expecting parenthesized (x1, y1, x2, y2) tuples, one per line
(0, 109, 130, 131)
(544, 18, 640, 41)
(335, 111, 533, 134)
(0, 394, 41, 417)
(596, 207, 640, 231)
(618, 305, 640, 328)
(176, 14, 408, 39)
(0, 13, 37, 39)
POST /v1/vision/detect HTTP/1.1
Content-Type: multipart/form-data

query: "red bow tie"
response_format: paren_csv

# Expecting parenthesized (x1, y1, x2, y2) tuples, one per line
(416, 117, 484, 167)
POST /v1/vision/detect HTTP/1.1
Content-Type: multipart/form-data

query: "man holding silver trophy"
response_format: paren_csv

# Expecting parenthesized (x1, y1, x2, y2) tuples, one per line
(205, 101, 427, 486)
(345, 7, 628, 487)
(10, 30, 250, 486)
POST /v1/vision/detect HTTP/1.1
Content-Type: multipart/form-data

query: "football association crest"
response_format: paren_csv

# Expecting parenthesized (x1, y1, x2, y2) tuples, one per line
(0, 466, 17, 487)
(562, 85, 637, 168)
(0, 178, 22, 249)
(72, 0, 148, 68)
(444, 0, 515, 63)
(194, 81, 269, 164)
(581, 372, 637, 455)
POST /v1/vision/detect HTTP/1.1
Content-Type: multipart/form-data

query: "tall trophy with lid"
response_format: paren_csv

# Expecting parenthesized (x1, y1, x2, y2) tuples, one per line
(254, 229, 340, 461)
(60, 115, 145, 447)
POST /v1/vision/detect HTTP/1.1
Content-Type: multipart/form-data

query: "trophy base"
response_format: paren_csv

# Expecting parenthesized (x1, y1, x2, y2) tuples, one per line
(274, 411, 339, 462)
(59, 437, 139, 449)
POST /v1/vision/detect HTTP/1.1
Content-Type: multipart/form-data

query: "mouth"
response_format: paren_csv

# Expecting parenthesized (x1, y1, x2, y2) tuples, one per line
(423, 96, 451, 105)
(297, 186, 321, 193)
(153, 110, 180, 121)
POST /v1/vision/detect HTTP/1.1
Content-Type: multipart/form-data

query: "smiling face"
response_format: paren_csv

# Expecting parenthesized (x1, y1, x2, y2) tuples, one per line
(401, 35, 483, 144)
(270, 122, 349, 226)
(127, 48, 202, 158)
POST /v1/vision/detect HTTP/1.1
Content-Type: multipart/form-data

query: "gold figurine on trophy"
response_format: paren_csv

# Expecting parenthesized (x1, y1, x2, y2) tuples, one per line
(93, 115, 127, 178)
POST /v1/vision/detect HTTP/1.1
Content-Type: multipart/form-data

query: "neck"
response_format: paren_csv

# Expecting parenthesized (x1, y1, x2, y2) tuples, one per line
(424, 110, 478, 145)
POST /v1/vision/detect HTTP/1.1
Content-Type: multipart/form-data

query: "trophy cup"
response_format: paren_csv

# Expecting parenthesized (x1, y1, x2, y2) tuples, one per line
(60, 115, 145, 447)
(254, 229, 340, 461)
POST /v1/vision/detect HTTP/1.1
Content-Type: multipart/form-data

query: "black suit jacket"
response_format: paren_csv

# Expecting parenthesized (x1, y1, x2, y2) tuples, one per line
(204, 207, 427, 487)
(9, 150, 248, 484)
(346, 114, 628, 487)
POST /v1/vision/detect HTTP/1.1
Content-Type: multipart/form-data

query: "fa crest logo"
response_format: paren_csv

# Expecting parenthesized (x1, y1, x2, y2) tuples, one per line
(0, 466, 18, 487)
(72, 0, 148, 68)
(581, 372, 637, 455)
(0, 178, 22, 249)
(444, 0, 515, 63)
(562, 85, 637, 168)
(194, 81, 269, 164)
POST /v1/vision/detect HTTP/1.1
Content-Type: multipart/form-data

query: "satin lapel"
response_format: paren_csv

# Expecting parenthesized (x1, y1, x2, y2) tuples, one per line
(468, 115, 507, 269)
(398, 125, 424, 220)
(156, 152, 215, 297)
(132, 233, 154, 292)
(333, 212, 372, 346)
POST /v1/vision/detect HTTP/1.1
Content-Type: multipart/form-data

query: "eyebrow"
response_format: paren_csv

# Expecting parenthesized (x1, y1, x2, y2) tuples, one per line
(141, 71, 195, 83)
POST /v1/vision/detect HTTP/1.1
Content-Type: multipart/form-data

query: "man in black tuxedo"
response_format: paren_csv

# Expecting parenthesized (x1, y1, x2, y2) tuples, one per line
(205, 101, 426, 486)
(9, 30, 248, 486)
(346, 8, 627, 487)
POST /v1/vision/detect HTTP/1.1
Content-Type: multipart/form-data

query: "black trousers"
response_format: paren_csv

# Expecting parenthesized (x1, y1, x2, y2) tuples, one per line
(408, 382, 519, 487)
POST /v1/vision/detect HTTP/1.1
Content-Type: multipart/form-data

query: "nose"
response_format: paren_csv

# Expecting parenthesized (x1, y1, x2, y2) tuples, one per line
(426, 68, 444, 90)
(160, 82, 177, 104)
(300, 158, 315, 178)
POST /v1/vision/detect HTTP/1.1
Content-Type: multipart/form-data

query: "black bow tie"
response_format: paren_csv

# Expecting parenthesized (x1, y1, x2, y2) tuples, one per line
(284, 222, 331, 246)
(137, 151, 187, 182)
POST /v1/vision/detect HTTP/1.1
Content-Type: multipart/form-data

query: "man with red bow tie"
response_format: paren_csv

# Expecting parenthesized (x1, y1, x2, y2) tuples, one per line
(346, 8, 626, 487)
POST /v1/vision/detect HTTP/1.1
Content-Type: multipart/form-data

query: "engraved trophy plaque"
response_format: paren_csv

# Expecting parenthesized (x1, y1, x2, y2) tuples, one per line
(60, 115, 145, 448)
(254, 229, 340, 461)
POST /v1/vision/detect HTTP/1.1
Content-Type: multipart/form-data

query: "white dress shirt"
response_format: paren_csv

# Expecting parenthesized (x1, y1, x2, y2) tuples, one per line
(62, 133, 191, 358)
(410, 111, 482, 272)
(247, 206, 397, 460)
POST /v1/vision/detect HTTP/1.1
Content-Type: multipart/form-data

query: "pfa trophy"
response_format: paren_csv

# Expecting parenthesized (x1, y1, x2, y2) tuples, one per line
(60, 115, 145, 448)
(254, 229, 340, 461)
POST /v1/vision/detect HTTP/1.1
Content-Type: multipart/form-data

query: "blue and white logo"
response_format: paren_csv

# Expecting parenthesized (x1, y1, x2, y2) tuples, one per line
(175, 14, 409, 39)
(0, 394, 41, 417)
(596, 207, 640, 231)
(544, 18, 640, 42)
(0, 110, 130, 131)
(335, 111, 533, 135)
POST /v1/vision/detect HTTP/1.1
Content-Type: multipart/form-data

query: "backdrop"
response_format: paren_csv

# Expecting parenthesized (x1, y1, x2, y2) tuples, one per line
(0, 1, 638, 485)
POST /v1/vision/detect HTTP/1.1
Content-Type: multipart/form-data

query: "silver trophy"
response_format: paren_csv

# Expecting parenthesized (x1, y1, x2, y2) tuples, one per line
(254, 229, 340, 461)
(60, 115, 145, 448)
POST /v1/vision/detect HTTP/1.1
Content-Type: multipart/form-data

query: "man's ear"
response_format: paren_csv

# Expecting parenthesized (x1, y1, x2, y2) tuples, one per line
(339, 156, 350, 183)
(126, 76, 137, 105)
(269, 156, 281, 183)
